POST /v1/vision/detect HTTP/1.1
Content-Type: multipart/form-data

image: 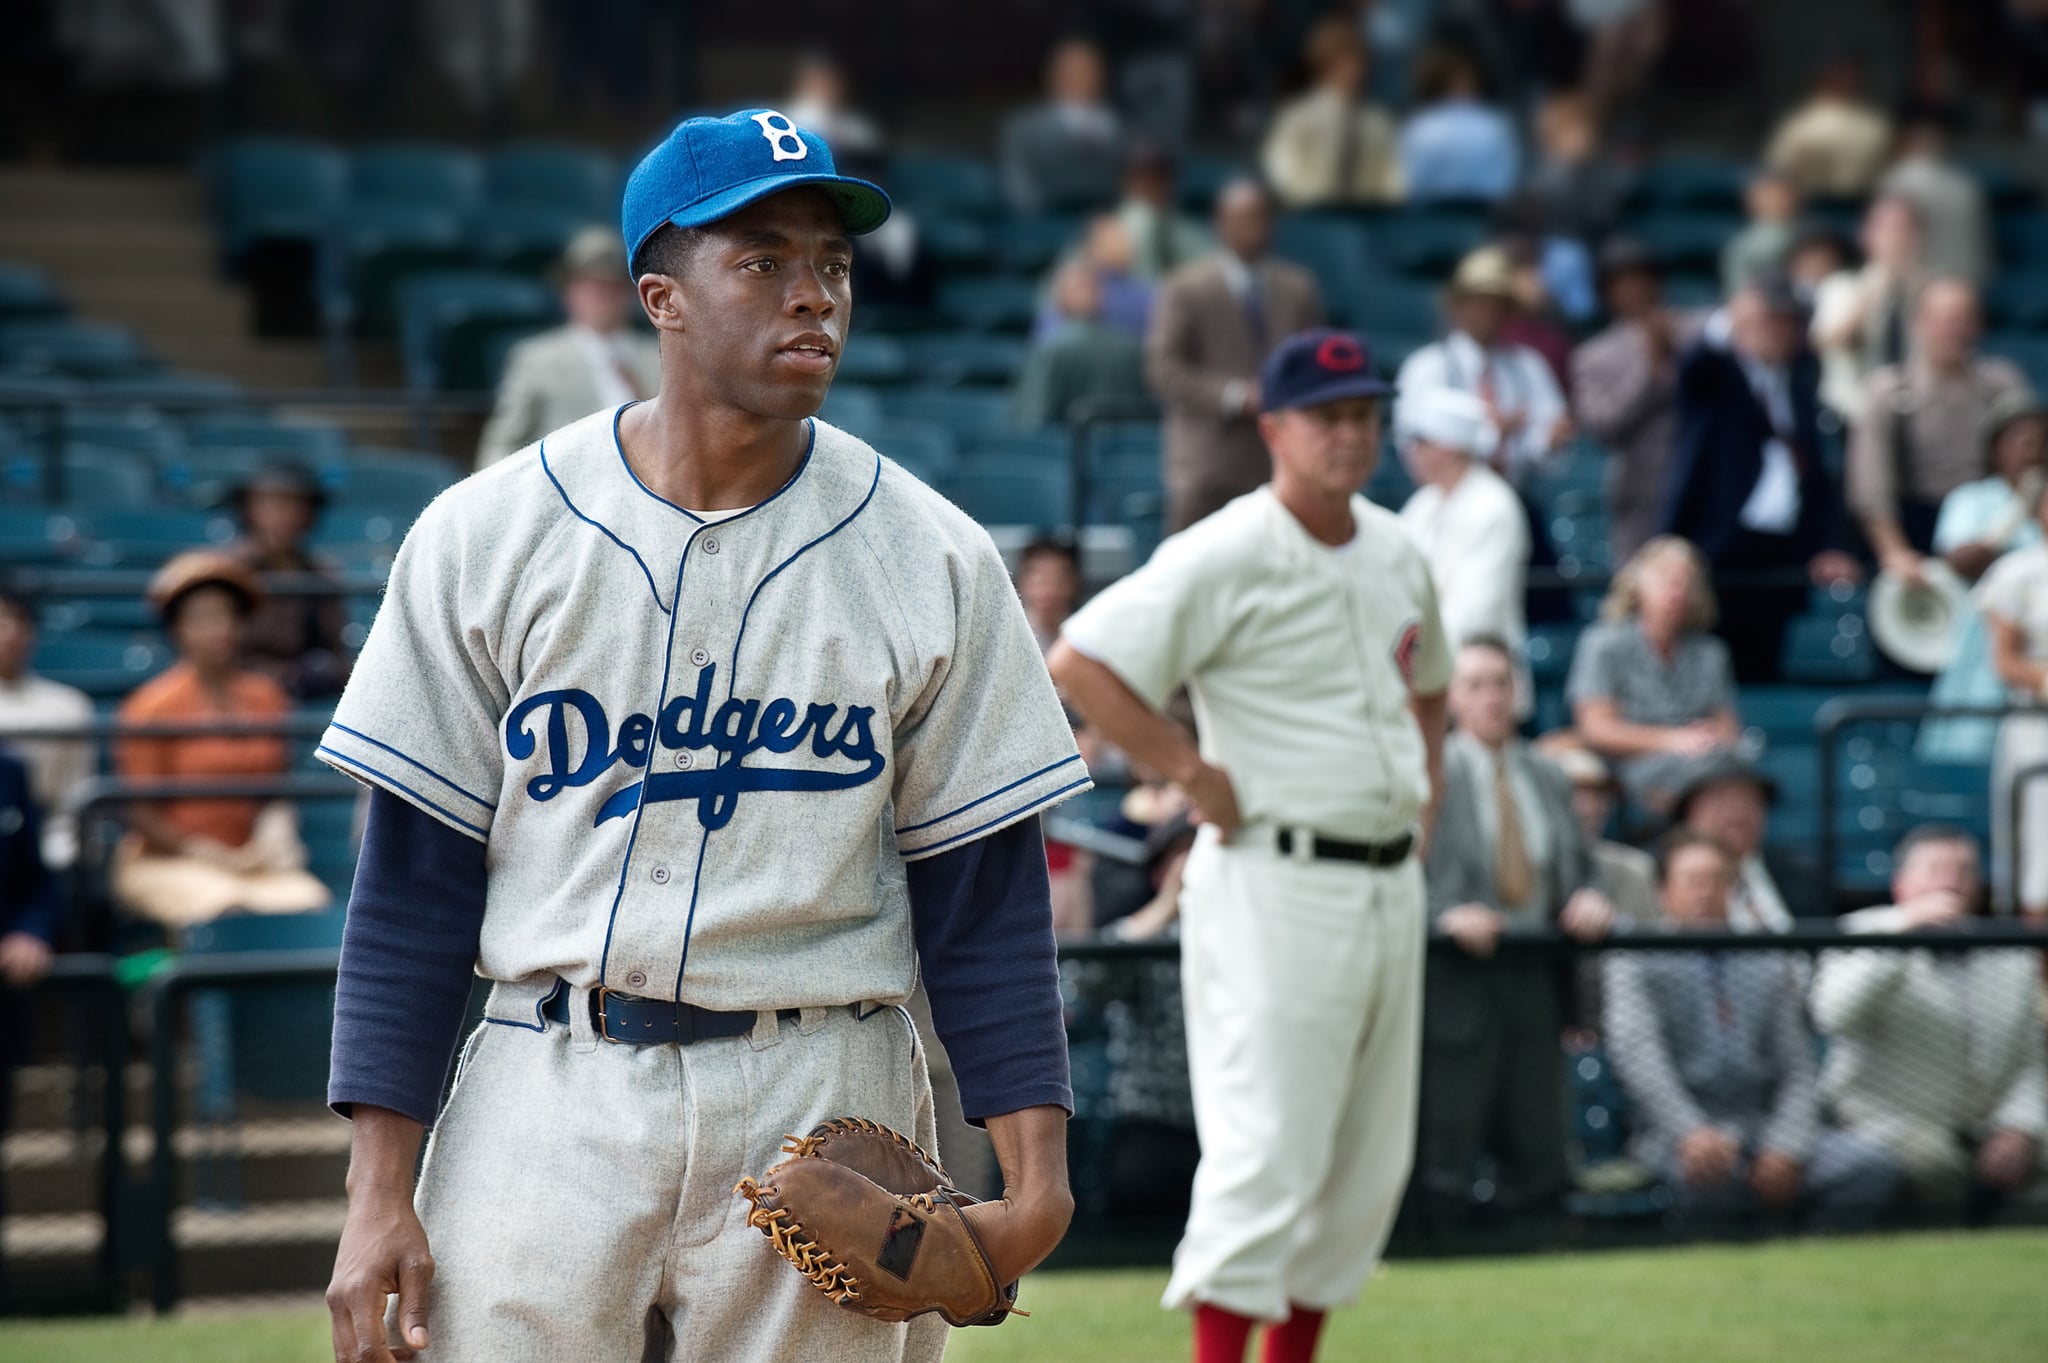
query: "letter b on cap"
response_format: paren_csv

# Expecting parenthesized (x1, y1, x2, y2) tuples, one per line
(751, 111, 809, 163)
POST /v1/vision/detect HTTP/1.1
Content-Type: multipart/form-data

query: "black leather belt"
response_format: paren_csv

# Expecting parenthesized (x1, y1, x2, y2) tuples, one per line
(541, 983, 794, 1045)
(1275, 827, 1414, 867)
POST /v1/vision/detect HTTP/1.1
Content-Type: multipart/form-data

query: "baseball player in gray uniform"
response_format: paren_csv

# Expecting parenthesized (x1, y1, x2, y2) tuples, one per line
(1050, 329, 1449, 1363)
(318, 110, 1087, 1363)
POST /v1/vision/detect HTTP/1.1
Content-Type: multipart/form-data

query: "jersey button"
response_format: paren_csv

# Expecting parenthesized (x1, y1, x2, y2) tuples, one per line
(690, 647, 710, 667)
(625, 970, 647, 990)
(650, 866, 670, 885)
(702, 536, 721, 555)
(673, 750, 694, 769)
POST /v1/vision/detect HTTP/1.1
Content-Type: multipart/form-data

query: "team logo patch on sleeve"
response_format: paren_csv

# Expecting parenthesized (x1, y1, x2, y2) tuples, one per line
(1392, 621, 1421, 687)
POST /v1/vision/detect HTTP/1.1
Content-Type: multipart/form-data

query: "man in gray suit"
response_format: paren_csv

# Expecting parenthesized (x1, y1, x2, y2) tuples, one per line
(1418, 637, 1614, 1225)
(1145, 179, 1324, 531)
(475, 227, 662, 468)
(1604, 831, 1899, 1226)
(999, 38, 1126, 215)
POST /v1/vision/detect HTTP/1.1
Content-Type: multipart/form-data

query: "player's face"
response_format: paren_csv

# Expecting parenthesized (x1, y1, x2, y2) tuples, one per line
(665, 188, 853, 420)
(1264, 397, 1381, 499)
(1659, 845, 1733, 927)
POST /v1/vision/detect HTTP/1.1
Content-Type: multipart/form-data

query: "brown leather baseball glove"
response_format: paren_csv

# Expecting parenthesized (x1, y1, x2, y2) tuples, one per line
(734, 1117, 1024, 1327)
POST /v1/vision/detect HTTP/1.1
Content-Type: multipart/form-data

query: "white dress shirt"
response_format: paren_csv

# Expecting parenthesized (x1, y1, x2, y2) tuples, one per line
(1395, 332, 1565, 480)
(1733, 353, 1803, 534)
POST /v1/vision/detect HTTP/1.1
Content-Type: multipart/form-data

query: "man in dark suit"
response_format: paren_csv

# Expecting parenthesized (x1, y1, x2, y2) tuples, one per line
(0, 750, 59, 1300)
(1145, 178, 1324, 530)
(1662, 277, 1862, 681)
(999, 38, 1127, 215)
(1417, 638, 1615, 1226)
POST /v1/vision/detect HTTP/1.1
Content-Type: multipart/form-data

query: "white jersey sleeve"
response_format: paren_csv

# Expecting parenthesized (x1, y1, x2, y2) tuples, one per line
(316, 495, 510, 841)
(1059, 527, 1235, 710)
(889, 534, 1090, 860)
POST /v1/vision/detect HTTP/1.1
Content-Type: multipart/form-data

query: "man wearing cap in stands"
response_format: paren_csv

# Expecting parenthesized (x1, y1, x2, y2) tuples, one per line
(1052, 327, 1448, 1363)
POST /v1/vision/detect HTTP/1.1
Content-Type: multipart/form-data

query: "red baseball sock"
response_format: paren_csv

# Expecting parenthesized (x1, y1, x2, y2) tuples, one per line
(1194, 1303, 1258, 1363)
(1258, 1305, 1327, 1363)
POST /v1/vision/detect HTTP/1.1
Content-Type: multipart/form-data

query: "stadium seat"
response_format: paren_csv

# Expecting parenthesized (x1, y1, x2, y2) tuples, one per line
(1995, 207, 2048, 271)
(888, 385, 1014, 438)
(1781, 611, 1877, 685)
(38, 445, 162, 509)
(0, 321, 153, 377)
(939, 466, 1070, 528)
(889, 151, 1001, 218)
(485, 142, 618, 217)
(31, 629, 171, 697)
(934, 275, 1041, 334)
(817, 384, 885, 440)
(1987, 271, 2048, 331)
(962, 431, 1069, 472)
(1272, 215, 1374, 323)
(902, 332, 1030, 386)
(311, 507, 408, 552)
(212, 137, 351, 258)
(1372, 210, 1487, 277)
(0, 506, 88, 565)
(1627, 212, 1746, 275)
(0, 263, 65, 320)
(1986, 331, 2048, 386)
(918, 215, 996, 271)
(1525, 622, 1583, 684)
(90, 371, 246, 409)
(82, 506, 237, 564)
(1635, 154, 1748, 213)
(833, 334, 910, 385)
(1660, 273, 1723, 311)
(1177, 152, 1241, 211)
(352, 142, 485, 214)
(1353, 276, 1439, 343)
(186, 416, 349, 461)
(472, 201, 595, 275)
(1739, 686, 1831, 747)
(864, 421, 957, 483)
(57, 412, 182, 459)
(327, 448, 460, 513)
(321, 202, 470, 337)
(395, 270, 562, 391)
(993, 215, 1085, 273)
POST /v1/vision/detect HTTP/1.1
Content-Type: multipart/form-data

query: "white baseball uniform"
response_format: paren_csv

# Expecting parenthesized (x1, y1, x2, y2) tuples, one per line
(1060, 487, 1449, 1322)
(318, 405, 1087, 1362)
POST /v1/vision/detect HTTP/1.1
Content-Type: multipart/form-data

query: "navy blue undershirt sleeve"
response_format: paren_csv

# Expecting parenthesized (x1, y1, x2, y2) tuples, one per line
(908, 817, 1074, 1124)
(328, 788, 488, 1125)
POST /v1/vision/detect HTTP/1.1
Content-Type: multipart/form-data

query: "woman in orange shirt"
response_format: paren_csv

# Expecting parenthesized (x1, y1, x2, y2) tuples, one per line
(113, 552, 329, 928)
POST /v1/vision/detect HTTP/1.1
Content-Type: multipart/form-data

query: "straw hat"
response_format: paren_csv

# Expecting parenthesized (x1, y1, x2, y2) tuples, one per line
(147, 550, 263, 622)
(1447, 246, 1517, 299)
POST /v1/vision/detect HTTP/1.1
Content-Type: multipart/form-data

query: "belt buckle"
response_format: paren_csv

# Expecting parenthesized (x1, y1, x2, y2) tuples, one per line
(1285, 826, 1314, 864)
(592, 986, 623, 1043)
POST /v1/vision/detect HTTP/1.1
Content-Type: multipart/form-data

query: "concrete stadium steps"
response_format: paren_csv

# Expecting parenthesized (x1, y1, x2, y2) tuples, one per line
(0, 167, 328, 390)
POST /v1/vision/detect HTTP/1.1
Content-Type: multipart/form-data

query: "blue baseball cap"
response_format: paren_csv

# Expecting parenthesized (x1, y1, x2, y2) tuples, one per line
(620, 108, 893, 269)
(1258, 328, 1397, 413)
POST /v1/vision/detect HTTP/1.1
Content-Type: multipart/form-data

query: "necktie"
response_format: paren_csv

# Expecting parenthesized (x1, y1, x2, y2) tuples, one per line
(1241, 272, 1267, 355)
(1333, 101, 1362, 200)
(1493, 753, 1534, 908)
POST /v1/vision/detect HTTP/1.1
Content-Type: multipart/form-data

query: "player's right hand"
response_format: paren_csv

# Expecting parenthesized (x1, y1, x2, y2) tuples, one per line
(328, 1192, 434, 1362)
(1178, 760, 1242, 842)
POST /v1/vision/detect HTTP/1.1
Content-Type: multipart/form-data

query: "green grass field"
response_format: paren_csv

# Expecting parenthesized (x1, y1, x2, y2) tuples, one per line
(4, 1231, 2042, 1363)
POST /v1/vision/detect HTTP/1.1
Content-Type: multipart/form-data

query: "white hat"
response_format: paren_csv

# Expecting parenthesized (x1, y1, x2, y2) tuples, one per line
(1395, 386, 1494, 458)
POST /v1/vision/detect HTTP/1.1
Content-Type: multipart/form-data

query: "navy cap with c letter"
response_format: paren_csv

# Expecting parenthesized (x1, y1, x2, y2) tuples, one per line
(621, 108, 893, 271)
(1257, 327, 1397, 414)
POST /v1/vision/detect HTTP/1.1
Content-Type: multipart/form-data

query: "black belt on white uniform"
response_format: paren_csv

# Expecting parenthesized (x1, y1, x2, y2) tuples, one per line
(1274, 826, 1414, 867)
(541, 982, 799, 1045)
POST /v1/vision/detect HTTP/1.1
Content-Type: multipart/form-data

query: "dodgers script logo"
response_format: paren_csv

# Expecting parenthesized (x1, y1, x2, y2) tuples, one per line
(503, 664, 883, 830)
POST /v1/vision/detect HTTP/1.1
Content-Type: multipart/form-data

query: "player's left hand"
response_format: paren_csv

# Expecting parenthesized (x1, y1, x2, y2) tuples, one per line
(956, 1185, 1074, 1289)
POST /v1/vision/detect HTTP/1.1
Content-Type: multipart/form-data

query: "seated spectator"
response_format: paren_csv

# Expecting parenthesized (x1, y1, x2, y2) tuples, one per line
(1785, 226, 1850, 308)
(1671, 754, 1826, 931)
(1850, 280, 2029, 577)
(784, 51, 883, 159)
(1664, 278, 1862, 682)
(0, 748, 59, 1294)
(1811, 196, 1927, 423)
(1398, 44, 1520, 204)
(1000, 37, 1125, 215)
(226, 460, 352, 700)
(1116, 142, 1213, 283)
(1013, 260, 1149, 431)
(1603, 831, 1899, 1227)
(1979, 479, 2048, 923)
(0, 587, 93, 869)
(1522, 92, 1629, 247)
(1763, 49, 1895, 198)
(1878, 104, 1991, 283)
(1921, 397, 2048, 765)
(1533, 736, 1657, 925)
(1417, 638, 1613, 1225)
(1145, 178, 1323, 531)
(1396, 387, 1531, 707)
(1813, 826, 2045, 1213)
(1574, 239, 1704, 562)
(1261, 15, 1403, 209)
(1039, 215, 1155, 342)
(1568, 536, 1743, 812)
(1721, 170, 1802, 294)
(1016, 536, 1083, 654)
(111, 553, 330, 930)
(1397, 247, 1570, 482)
(477, 228, 661, 468)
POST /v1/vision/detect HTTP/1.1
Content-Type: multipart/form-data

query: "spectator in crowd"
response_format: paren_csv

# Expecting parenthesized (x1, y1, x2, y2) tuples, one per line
(1850, 280, 2029, 576)
(1575, 0, 1669, 128)
(1574, 238, 1703, 562)
(1671, 755, 1827, 931)
(1418, 638, 1613, 1226)
(1533, 735, 1658, 925)
(111, 553, 330, 930)
(1261, 15, 1404, 209)
(1398, 246, 1570, 482)
(1979, 476, 2048, 924)
(1396, 387, 1531, 709)
(1146, 178, 1324, 530)
(0, 748, 58, 1301)
(1398, 44, 1520, 204)
(783, 51, 883, 159)
(1721, 170, 1803, 294)
(1051, 215, 1158, 341)
(226, 460, 352, 700)
(1785, 226, 1851, 307)
(1000, 37, 1126, 215)
(1568, 536, 1743, 812)
(476, 228, 660, 468)
(1016, 536, 1085, 655)
(1812, 196, 1927, 423)
(1921, 397, 2048, 765)
(0, 587, 93, 870)
(1117, 142, 1214, 283)
(1522, 92, 1629, 247)
(1664, 278, 1862, 682)
(1603, 831, 1899, 1226)
(1498, 236, 1576, 387)
(1879, 105, 1992, 283)
(1813, 826, 2045, 1214)
(1013, 259, 1150, 430)
(1763, 49, 1896, 198)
